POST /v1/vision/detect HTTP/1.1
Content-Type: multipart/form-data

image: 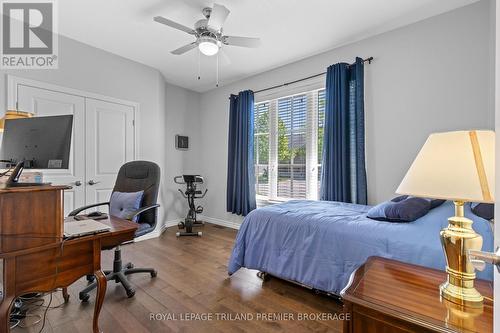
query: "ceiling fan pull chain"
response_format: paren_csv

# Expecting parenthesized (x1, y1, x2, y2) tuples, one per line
(216, 52, 219, 88)
(198, 49, 201, 80)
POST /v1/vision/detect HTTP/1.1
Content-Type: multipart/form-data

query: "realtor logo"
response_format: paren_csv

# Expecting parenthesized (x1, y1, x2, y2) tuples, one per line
(1, 0, 58, 69)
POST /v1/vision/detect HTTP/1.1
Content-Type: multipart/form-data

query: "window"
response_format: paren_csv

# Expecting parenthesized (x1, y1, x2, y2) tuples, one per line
(254, 88, 325, 202)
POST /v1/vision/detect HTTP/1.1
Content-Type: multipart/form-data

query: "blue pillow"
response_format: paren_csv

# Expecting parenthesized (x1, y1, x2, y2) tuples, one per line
(396, 195, 445, 209)
(471, 203, 494, 220)
(367, 196, 431, 222)
(109, 190, 144, 222)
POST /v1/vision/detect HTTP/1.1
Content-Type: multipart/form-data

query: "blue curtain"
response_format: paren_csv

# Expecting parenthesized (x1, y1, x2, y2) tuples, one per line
(226, 90, 257, 216)
(320, 57, 367, 204)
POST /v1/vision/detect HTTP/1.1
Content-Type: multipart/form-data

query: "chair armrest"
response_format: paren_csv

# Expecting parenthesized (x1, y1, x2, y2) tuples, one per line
(68, 202, 110, 216)
(128, 204, 160, 220)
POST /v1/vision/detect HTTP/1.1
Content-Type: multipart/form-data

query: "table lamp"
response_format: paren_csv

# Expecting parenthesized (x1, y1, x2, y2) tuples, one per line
(397, 130, 495, 307)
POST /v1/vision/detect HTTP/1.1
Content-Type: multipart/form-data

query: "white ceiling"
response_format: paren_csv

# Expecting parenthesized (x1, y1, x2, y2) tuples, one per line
(59, 0, 478, 92)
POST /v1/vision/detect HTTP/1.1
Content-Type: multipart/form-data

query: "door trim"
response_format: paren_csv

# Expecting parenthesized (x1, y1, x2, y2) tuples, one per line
(6, 75, 138, 160)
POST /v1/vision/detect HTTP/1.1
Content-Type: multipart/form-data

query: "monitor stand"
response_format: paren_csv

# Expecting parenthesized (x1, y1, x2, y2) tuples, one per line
(5, 160, 51, 188)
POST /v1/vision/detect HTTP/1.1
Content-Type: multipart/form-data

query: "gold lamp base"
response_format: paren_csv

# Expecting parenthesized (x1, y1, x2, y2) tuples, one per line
(439, 201, 483, 308)
(440, 277, 483, 308)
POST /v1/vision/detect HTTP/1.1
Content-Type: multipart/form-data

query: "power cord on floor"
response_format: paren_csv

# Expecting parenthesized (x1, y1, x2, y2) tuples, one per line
(9, 291, 67, 330)
(37, 292, 53, 333)
(37, 237, 69, 333)
(2, 235, 70, 332)
(2, 234, 81, 332)
(9, 318, 20, 330)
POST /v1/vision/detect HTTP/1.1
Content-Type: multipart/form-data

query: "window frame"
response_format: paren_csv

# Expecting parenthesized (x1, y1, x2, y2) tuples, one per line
(254, 83, 325, 204)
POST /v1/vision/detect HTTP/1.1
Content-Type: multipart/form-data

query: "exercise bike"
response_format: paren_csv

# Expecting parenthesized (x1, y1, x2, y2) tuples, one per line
(174, 175, 207, 237)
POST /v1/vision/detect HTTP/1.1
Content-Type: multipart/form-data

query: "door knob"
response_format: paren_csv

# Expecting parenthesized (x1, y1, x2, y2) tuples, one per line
(74, 180, 82, 186)
(88, 180, 100, 185)
(469, 248, 500, 273)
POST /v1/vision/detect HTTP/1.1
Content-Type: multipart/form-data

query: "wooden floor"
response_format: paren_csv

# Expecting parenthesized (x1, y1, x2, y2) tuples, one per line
(13, 224, 344, 333)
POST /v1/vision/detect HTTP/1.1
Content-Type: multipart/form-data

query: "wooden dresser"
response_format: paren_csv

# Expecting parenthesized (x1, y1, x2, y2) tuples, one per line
(341, 257, 493, 333)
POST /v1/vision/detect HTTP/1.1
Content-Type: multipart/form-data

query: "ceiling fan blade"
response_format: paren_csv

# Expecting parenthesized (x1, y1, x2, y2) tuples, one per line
(153, 16, 196, 35)
(207, 4, 230, 31)
(171, 42, 198, 55)
(224, 36, 261, 48)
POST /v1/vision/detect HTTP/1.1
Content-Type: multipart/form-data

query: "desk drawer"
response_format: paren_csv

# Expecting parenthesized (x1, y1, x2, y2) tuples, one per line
(15, 240, 94, 292)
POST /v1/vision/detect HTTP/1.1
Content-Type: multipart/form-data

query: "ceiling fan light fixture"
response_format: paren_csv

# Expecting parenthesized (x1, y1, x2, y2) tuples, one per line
(198, 37, 219, 56)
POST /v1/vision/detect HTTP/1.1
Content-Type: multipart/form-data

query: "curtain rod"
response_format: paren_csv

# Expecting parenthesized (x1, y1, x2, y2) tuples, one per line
(252, 57, 373, 95)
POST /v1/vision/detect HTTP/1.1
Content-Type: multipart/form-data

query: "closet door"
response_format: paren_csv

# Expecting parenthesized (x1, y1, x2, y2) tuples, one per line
(85, 98, 135, 212)
(16, 85, 86, 216)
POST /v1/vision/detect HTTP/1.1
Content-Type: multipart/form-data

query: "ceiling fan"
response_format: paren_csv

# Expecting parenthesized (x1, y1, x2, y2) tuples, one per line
(153, 3, 261, 57)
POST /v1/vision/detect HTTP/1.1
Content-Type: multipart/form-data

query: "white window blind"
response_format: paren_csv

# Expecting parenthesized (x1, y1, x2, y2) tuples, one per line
(254, 102, 269, 197)
(254, 88, 325, 202)
(317, 89, 326, 198)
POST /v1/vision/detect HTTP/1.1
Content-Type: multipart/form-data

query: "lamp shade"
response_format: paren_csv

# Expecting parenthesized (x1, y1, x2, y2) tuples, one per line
(397, 130, 495, 203)
(0, 110, 34, 132)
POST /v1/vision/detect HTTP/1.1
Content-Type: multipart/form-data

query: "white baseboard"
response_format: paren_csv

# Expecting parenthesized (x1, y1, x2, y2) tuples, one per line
(198, 215, 241, 230)
(134, 219, 180, 242)
(134, 216, 239, 242)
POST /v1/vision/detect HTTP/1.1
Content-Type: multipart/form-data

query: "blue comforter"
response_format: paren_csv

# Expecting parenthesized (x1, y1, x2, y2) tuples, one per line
(228, 200, 494, 294)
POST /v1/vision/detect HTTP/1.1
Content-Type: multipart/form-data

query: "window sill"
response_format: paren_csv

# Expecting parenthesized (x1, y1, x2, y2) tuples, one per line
(256, 196, 296, 208)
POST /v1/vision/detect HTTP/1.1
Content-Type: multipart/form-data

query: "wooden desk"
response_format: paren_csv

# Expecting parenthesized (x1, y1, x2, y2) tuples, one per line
(341, 257, 493, 333)
(0, 216, 138, 333)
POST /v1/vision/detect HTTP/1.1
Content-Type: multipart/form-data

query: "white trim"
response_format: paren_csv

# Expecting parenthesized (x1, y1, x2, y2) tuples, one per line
(269, 100, 278, 199)
(134, 219, 180, 242)
(198, 215, 241, 230)
(7, 75, 140, 109)
(135, 216, 241, 241)
(256, 196, 289, 208)
(306, 90, 319, 200)
(256, 88, 324, 201)
(6, 74, 140, 159)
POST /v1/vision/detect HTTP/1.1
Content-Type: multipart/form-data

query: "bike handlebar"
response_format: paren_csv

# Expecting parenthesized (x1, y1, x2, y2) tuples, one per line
(174, 176, 185, 184)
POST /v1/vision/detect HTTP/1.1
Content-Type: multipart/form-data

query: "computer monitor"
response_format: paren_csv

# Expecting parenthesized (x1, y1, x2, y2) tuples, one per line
(1, 115, 73, 187)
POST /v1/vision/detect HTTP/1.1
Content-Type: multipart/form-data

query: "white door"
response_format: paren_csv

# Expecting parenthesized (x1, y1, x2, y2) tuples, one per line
(16, 85, 86, 216)
(85, 98, 135, 213)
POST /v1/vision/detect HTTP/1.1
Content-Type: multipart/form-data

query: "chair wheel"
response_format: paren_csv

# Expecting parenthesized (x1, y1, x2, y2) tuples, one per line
(86, 275, 95, 283)
(178, 222, 185, 229)
(79, 293, 90, 302)
(126, 263, 134, 269)
(126, 289, 135, 298)
(151, 270, 157, 278)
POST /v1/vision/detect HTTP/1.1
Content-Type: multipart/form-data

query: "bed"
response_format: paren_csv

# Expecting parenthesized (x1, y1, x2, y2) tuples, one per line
(228, 200, 494, 295)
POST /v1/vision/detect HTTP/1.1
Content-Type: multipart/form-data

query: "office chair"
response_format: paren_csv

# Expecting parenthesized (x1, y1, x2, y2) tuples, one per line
(68, 160, 161, 300)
